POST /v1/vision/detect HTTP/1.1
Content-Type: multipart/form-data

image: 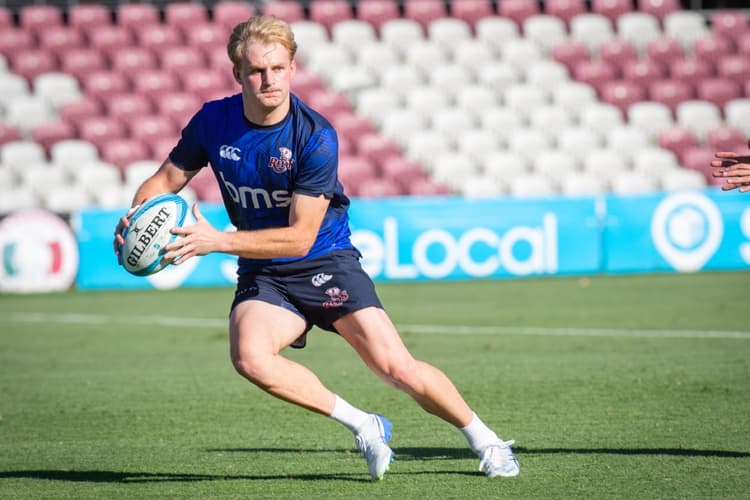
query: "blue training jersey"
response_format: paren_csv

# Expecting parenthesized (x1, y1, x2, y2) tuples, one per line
(168, 93, 354, 274)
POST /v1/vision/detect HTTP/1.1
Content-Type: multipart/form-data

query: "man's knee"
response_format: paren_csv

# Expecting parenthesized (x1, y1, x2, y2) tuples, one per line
(382, 361, 424, 393)
(231, 350, 274, 387)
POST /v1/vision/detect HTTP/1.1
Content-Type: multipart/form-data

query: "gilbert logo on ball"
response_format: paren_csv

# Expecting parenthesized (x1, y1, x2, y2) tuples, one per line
(120, 193, 193, 276)
(0, 209, 79, 293)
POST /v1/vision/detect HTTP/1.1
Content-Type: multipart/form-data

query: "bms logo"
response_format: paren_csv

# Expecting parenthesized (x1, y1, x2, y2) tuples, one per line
(651, 192, 723, 272)
(220, 145, 241, 161)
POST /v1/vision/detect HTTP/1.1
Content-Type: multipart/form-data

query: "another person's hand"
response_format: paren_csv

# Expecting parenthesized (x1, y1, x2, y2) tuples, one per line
(711, 139, 750, 192)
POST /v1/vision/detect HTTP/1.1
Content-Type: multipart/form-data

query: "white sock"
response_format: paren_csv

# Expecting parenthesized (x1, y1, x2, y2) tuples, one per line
(329, 395, 371, 434)
(459, 412, 499, 456)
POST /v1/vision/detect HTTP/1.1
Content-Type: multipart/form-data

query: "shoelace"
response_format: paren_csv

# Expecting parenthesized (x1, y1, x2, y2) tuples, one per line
(478, 439, 517, 472)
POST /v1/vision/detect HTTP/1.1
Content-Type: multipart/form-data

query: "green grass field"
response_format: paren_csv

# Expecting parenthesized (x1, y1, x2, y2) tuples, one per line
(1, 271, 749, 499)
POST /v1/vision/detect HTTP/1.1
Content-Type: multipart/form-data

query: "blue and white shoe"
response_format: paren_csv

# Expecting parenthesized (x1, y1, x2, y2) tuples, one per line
(479, 440, 520, 478)
(355, 414, 394, 480)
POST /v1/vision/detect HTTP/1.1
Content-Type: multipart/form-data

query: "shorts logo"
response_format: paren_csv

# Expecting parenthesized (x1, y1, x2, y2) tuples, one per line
(220, 145, 241, 161)
(323, 287, 349, 308)
(268, 147, 294, 173)
(311, 272, 332, 287)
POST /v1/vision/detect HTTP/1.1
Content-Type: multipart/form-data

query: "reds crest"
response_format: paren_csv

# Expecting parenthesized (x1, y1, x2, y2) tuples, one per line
(268, 147, 294, 173)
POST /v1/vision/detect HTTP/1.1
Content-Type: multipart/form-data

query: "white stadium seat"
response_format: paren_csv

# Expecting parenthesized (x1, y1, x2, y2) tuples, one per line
(1, 140, 47, 171)
(551, 81, 598, 120)
(331, 19, 377, 47)
(610, 171, 657, 194)
(476, 17, 519, 53)
(724, 99, 750, 137)
(33, 72, 82, 109)
(661, 168, 707, 191)
(560, 172, 608, 196)
(532, 150, 578, 181)
(628, 102, 674, 141)
(529, 105, 574, 141)
(459, 174, 505, 198)
(380, 18, 424, 49)
(509, 172, 557, 198)
(570, 13, 615, 52)
(583, 148, 629, 180)
(616, 12, 661, 53)
(50, 139, 99, 170)
(427, 17, 472, 49)
(606, 126, 651, 162)
(580, 103, 624, 135)
(523, 15, 567, 52)
(675, 100, 722, 141)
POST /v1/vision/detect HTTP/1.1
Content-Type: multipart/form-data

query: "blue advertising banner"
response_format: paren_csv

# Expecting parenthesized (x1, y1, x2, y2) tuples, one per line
(72, 189, 748, 290)
(603, 190, 750, 273)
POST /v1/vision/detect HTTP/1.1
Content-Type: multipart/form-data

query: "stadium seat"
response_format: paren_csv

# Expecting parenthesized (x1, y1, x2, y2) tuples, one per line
(532, 150, 578, 181)
(58, 97, 104, 130)
(426, 62, 471, 93)
(570, 13, 615, 52)
(0, 74, 30, 108)
(380, 64, 426, 97)
(451, 0, 494, 30)
(657, 126, 700, 162)
(668, 57, 713, 82)
(616, 12, 661, 52)
(38, 26, 86, 58)
(81, 71, 130, 101)
(428, 18, 473, 49)
(724, 98, 750, 137)
(131, 70, 181, 100)
(706, 124, 746, 152)
(1, 140, 47, 171)
(101, 138, 152, 170)
(309, 0, 354, 33)
(116, 3, 160, 30)
(632, 147, 680, 179)
(500, 39, 544, 70)
(605, 125, 650, 161)
(5, 96, 56, 135)
(186, 25, 226, 53)
(155, 92, 202, 128)
(0, 124, 23, 147)
(68, 3, 112, 32)
(509, 172, 557, 197)
(560, 172, 608, 196)
(355, 88, 402, 126)
(0, 6, 12, 29)
(290, 21, 330, 65)
(20, 4, 63, 33)
(503, 85, 547, 122)
(647, 79, 694, 114)
(402, 41, 449, 75)
(679, 145, 715, 179)
(711, 10, 750, 41)
(593, 0, 634, 23)
(110, 47, 159, 74)
(499, 0, 541, 28)
(525, 60, 570, 97)
(508, 128, 552, 164)
(551, 81, 599, 120)
(480, 151, 529, 182)
(406, 130, 453, 166)
(355, 132, 401, 165)
(431, 107, 476, 141)
(583, 148, 628, 180)
(478, 107, 523, 143)
(407, 178, 452, 195)
(403, 0, 448, 30)
(355, 177, 404, 198)
(59, 49, 107, 81)
(87, 25, 135, 56)
(695, 78, 741, 110)
(262, 1, 306, 23)
(628, 101, 674, 140)
(69, 161, 123, 196)
(455, 84, 497, 116)
(693, 34, 734, 67)
(34, 73, 82, 109)
(529, 105, 574, 140)
(639, 0, 680, 24)
(646, 37, 685, 67)
(621, 59, 666, 89)
(544, 0, 587, 28)
(716, 55, 750, 88)
(573, 60, 618, 94)
(213, 1, 256, 29)
(610, 171, 657, 194)
(475, 17, 519, 53)
(181, 73, 235, 102)
(337, 154, 379, 185)
(30, 121, 77, 154)
(50, 139, 100, 171)
(305, 89, 353, 119)
(79, 116, 128, 150)
(8, 49, 58, 83)
(476, 61, 521, 93)
(558, 126, 604, 164)
(550, 41, 591, 74)
(665, 11, 710, 50)
(431, 152, 480, 188)
(165, 2, 209, 30)
(661, 168, 707, 191)
(380, 18, 425, 47)
(380, 156, 428, 188)
(304, 43, 353, 80)
(580, 102, 624, 135)
(356, 0, 400, 33)
(455, 173, 503, 198)
(134, 24, 183, 51)
(16, 164, 68, 196)
(332, 20, 377, 47)
(127, 115, 179, 147)
(447, 39, 494, 70)
(523, 15, 567, 52)
(598, 38, 638, 70)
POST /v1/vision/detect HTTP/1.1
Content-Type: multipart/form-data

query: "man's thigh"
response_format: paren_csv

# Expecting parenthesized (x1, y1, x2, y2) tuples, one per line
(230, 300, 308, 358)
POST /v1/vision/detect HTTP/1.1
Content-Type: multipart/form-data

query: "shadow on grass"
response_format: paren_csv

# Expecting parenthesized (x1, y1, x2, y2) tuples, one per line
(0, 470, 372, 483)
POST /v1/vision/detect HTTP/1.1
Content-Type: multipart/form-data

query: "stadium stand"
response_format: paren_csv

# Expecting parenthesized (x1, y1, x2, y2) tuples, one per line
(0, 0, 749, 213)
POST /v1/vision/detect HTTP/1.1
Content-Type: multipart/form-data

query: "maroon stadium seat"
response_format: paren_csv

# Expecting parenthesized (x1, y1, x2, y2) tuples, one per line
(213, 1, 256, 29)
(592, 0, 633, 24)
(68, 4, 112, 32)
(716, 55, 750, 88)
(165, 2, 209, 29)
(149, 135, 182, 162)
(357, 177, 404, 197)
(680, 145, 715, 180)
(621, 58, 666, 88)
(116, 3, 160, 30)
(155, 92, 202, 128)
(181, 72, 235, 101)
(498, 0, 540, 28)
(134, 24, 184, 51)
(158, 46, 206, 74)
(0, 124, 23, 146)
(0, 7, 12, 29)
(550, 40, 591, 73)
(87, 25, 136, 56)
(100, 138, 152, 170)
(31, 120, 77, 154)
(638, 0, 680, 24)
(130, 70, 182, 100)
(658, 126, 700, 162)
(573, 59, 618, 94)
(338, 154, 379, 195)
(305, 89, 353, 120)
(407, 178, 452, 196)
(110, 47, 159, 73)
(330, 112, 377, 145)
(696, 78, 741, 110)
(126, 114, 179, 145)
(81, 71, 130, 100)
(309, 0, 354, 32)
(380, 155, 428, 190)
(600, 80, 646, 113)
(20, 4, 63, 33)
(186, 23, 227, 52)
(38, 26, 86, 58)
(692, 34, 733, 67)
(79, 116, 128, 150)
(646, 37, 684, 67)
(668, 57, 713, 81)
(706, 124, 746, 152)
(648, 79, 694, 113)
(261, 1, 306, 23)
(291, 70, 325, 102)
(598, 38, 638, 69)
(104, 93, 154, 121)
(711, 10, 749, 42)
(545, 0, 587, 28)
(357, 0, 401, 33)
(355, 133, 402, 166)
(8, 49, 58, 83)
(403, 0, 448, 31)
(737, 32, 750, 57)
(451, 0, 494, 30)
(58, 97, 105, 130)
(0, 29, 34, 58)
(59, 49, 108, 81)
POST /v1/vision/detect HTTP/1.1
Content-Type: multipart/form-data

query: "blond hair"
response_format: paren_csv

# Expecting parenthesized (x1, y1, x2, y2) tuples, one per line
(227, 15, 298, 67)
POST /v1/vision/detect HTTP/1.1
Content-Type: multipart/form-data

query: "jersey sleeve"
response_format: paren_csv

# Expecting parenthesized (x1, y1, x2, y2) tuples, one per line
(168, 104, 210, 172)
(294, 126, 339, 198)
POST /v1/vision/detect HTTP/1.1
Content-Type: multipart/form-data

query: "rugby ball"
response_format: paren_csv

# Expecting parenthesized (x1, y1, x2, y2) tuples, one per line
(119, 193, 194, 276)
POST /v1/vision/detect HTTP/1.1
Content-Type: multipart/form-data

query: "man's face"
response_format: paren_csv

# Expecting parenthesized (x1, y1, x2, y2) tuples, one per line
(234, 41, 295, 113)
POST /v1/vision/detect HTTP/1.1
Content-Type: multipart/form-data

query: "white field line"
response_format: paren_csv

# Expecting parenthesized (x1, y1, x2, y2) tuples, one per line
(2, 312, 750, 340)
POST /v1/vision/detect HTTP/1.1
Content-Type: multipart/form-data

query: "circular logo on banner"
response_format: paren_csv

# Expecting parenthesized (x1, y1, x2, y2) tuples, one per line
(0, 210, 79, 293)
(651, 192, 723, 272)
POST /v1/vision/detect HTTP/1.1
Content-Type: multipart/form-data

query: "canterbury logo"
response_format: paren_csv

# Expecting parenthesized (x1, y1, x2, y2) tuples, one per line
(220, 145, 241, 161)
(311, 272, 332, 287)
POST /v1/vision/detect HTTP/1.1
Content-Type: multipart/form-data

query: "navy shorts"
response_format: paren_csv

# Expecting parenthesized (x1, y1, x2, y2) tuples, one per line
(230, 248, 383, 348)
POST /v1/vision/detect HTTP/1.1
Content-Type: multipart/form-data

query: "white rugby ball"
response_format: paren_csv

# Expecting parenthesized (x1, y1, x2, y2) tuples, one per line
(120, 193, 194, 276)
